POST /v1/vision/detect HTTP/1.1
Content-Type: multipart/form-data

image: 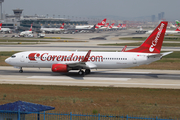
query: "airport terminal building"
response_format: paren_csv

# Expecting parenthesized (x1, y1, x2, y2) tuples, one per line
(1, 9, 88, 32)
(19, 18, 88, 31)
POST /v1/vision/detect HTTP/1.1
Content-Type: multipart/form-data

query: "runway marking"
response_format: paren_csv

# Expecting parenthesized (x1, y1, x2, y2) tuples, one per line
(1, 79, 180, 87)
(95, 71, 151, 74)
(27, 76, 131, 81)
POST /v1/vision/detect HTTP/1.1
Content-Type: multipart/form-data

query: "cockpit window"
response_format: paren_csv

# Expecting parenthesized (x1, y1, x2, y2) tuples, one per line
(11, 55, 16, 58)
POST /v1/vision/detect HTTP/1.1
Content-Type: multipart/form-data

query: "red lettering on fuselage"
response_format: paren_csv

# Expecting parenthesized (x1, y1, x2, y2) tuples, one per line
(40, 53, 48, 61)
(30, 53, 103, 62)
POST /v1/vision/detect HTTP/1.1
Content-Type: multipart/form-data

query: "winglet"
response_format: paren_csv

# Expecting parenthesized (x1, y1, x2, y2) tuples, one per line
(82, 50, 91, 62)
(121, 45, 127, 52)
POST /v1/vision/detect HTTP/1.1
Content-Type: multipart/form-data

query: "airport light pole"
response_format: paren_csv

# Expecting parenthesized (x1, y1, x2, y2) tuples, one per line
(0, 0, 4, 20)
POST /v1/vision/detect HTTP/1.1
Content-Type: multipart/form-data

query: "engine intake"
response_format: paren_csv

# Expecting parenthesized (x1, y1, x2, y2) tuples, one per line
(51, 64, 68, 72)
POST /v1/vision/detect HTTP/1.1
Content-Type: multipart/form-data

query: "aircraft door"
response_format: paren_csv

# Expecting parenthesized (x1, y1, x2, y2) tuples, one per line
(133, 56, 137, 64)
(20, 55, 24, 62)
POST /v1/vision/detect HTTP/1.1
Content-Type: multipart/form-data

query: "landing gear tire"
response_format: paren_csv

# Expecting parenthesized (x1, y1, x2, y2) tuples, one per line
(78, 70, 84, 76)
(19, 67, 23, 73)
(19, 70, 23, 73)
(85, 69, 91, 74)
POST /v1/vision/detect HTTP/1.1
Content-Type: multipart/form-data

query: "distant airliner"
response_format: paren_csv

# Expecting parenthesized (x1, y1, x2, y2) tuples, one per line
(19, 24, 33, 37)
(5, 21, 172, 76)
(146, 26, 180, 35)
(0, 23, 11, 33)
(40, 23, 65, 33)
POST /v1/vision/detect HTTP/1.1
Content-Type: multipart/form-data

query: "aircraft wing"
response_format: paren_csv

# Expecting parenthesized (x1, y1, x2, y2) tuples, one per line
(64, 50, 97, 69)
(121, 45, 127, 52)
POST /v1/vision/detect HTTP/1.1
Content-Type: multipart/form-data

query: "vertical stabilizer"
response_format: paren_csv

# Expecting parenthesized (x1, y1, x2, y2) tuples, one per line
(175, 26, 180, 31)
(125, 21, 168, 53)
(29, 24, 33, 31)
(60, 23, 64, 29)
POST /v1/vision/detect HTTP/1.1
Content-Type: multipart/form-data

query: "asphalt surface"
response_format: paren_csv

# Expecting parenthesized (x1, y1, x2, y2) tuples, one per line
(1, 67, 180, 89)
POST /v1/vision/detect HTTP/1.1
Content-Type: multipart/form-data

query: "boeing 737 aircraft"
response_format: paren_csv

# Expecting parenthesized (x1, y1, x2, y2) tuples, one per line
(0, 23, 11, 33)
(108, 23, 115, 30)
(19, 24, 33, 36)
(40, 23, 65, 33)
(76, 18, 106, 30)
(99, 23, 109, 30)
(5, 21, 172, 76)
(146, 26, 180, 35)
(176, 20, 180, 27)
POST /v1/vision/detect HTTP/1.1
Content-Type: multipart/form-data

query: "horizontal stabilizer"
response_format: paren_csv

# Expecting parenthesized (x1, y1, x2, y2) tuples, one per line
(160, 51, 173, 57)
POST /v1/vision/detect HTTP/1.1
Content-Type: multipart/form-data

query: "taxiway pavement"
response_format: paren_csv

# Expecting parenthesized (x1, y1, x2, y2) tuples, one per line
(1, 66, 180, 89)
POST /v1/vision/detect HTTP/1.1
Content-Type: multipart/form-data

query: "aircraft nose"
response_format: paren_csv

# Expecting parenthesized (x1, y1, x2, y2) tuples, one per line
(5, 58, 10, 64)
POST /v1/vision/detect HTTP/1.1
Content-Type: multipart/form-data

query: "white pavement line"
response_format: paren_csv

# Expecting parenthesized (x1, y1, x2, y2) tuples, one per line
(94, 71, 151, 74)
(27, 76, 131, 81)
(1, 79, 180, 86)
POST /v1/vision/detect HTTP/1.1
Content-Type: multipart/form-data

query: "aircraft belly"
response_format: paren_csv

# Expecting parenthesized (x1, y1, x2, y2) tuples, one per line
(94, 61, 130, 69)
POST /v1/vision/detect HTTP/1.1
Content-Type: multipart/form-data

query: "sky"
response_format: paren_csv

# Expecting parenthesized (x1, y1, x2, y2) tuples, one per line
(3, 0, 180, 21)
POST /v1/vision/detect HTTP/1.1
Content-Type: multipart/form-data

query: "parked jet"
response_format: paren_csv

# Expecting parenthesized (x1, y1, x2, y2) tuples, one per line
(40, 23, 64, 33)
(5, 21, 171, 76)
(19, 24, 33, 37)
(136, 26, 147, 34)
(99, 23, 109, 30)
(108, 23, 115, 30)
(76, 18, 106, 30)
(146, 26, 180, 35)
(0, 23, 11, 33)
(121, 24, 126, 29)
(176, 20, 180, 27)
(111, 24, 122, 30)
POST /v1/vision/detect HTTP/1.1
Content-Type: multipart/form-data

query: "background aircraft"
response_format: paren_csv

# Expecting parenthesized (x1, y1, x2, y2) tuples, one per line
(40, 23, 64, 33)
(19, 24, 33, 37)
(146, 26, 180, 35)
(75, 18, 106, 30)
(99, 23, 109, 30)
(0, 23, 11, 33)
(108, 23, 115, 30)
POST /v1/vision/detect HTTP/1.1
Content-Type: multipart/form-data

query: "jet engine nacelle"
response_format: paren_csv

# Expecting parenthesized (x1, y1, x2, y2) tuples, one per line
(51, 64, 68, 72)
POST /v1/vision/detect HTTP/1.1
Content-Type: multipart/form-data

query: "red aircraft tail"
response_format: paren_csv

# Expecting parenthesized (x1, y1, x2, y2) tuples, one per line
(175, 26, 180, 31)
(97, 18, 106, 26)
(60, 23, 64, 29)
(125, 21, 168, 53)
(29, 24, 33, 31)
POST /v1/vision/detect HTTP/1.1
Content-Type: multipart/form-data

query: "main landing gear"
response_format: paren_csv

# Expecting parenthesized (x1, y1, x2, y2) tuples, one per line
(78, 69, 91, 76)
(19, 67, 23, 73)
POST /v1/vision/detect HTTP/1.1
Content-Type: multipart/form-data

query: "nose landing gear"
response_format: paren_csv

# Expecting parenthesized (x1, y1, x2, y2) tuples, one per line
(19, 67, 23, 73)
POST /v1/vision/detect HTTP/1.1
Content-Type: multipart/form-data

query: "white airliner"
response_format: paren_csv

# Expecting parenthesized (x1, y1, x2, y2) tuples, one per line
(0, 23, 11, 33)
(76, 18, 106, 30)
(99, 23, 109, 30)
(146, 26, 180, 35)
(5, 21, 172, 75)
(19, 24, 33, 36)
(111, 24, 121, 30)
(40, 23, 64, 33)
(108, 23, 115, 30)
